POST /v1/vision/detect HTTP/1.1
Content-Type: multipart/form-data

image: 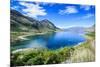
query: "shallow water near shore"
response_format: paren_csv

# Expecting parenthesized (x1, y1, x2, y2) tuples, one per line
(11, 31, 86, 50)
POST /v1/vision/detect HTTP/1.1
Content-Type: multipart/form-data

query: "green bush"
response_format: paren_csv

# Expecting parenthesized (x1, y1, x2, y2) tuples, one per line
(44, 51, 61, 64)
(26, 55, 45, 65)
(11, 47, 75, 66)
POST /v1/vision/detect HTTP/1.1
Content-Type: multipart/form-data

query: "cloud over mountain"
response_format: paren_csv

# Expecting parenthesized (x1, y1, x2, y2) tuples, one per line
(19, 2, 47, 18)
(59, 6, 78, 15)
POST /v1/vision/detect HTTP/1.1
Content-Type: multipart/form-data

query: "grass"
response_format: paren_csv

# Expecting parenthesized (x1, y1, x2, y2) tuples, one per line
(86, 32, 95, 39)
(70, 41, 95, 63)
(11, 31, 95, 66)
(10, 32, 29, 43)
(69, 32, 95, 63)
(11, 31, 55, 45)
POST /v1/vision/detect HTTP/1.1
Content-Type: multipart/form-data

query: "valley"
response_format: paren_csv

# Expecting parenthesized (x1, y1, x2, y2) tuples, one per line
(10, 10, 95, 66)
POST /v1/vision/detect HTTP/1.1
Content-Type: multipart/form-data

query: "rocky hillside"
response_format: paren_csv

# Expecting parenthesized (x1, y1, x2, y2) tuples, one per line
(10, 10, 59, 33)
(10, 10, 60, 43)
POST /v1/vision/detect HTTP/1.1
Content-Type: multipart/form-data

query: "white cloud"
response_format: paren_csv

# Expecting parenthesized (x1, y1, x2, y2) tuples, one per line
(59, 6, 78, 15)
(11, 6, 19, 10)
(80, 5, 91, 11)
(81, 13, 94, 19)
(34, 2, 55, 7)
(19, 2, 47, 18)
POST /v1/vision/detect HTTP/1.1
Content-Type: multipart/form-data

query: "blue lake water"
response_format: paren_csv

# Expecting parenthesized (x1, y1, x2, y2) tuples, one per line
(12, 31, 86, 50)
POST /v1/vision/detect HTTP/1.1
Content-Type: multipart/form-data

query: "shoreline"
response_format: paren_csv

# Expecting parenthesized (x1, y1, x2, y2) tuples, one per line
(12, 39, 86, 54)
(11, 31, 93, 53)
(11, 30, 62, 45)
(11, 31, 53, 44)
(11, 32, 95, 65)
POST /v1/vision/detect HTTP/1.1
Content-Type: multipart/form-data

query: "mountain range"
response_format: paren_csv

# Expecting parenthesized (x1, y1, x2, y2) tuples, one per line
(64, 25, 95, 34)
(10, 10, 94, 35)
(10, 10, 59, 33)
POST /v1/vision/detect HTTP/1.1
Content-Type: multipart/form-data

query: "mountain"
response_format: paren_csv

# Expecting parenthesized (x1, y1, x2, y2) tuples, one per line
(64, 25, 95, 34)
(85, 25, 95, 32)
(10, 10, 59, 33)
(64, 27, 86, 34)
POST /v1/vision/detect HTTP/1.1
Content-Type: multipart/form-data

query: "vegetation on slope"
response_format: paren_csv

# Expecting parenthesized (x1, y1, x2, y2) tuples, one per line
(86, 32, 95, 39)
(10, 10, 60, 44)
(11, 31, 95, 66)
(10, 10, 95, 66)
(69, 32, 95, 63)
(11, 47, 74, 66)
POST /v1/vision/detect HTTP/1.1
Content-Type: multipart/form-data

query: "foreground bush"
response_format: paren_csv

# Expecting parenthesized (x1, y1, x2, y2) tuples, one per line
(11, 47, 74, 66)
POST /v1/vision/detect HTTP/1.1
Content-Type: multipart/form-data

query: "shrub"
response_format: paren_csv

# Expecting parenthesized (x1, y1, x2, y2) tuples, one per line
(26, 55, 45, 65)
(11, 47, 75, 66)
(44, 51, 61, 64)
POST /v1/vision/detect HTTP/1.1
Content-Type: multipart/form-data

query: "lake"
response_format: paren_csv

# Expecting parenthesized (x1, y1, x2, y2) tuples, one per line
(12, 31, 86, 50)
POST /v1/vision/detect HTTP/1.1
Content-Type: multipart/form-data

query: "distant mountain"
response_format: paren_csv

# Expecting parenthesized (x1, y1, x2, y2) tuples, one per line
(64, 25, 95, 34)
(64, 27, 86, 34)
(10, 10, 59, 33)
(85, 25, 95, 32)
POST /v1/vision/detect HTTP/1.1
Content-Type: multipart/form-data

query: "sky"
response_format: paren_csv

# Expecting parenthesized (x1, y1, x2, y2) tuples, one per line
(11, 0, 95, 28)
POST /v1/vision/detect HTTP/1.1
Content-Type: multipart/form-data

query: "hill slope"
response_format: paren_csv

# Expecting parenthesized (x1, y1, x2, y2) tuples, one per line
(11, 10, 58, 32)
(10, 10, 59, 43)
